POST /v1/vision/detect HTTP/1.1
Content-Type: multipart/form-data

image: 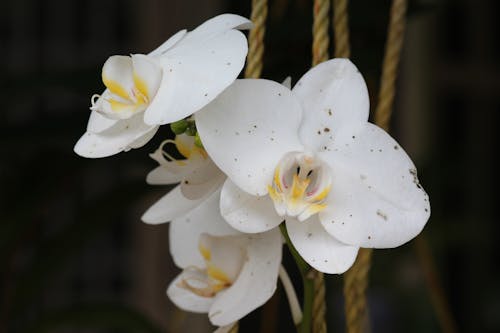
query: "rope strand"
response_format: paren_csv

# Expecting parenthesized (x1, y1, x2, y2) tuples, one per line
(312, 0, 330, 66)
(343, 1, 407, 333)
(343, 249, 373, 333)
(245, 0, 268, 78)
(311, 1, 330, 332)
(374, 0, 408, 131)
(333, 0, 350, 58)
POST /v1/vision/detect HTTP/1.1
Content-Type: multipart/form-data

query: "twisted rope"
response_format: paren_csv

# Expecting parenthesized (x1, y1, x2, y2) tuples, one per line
(312, 0, 330, 66)
(229, 322, 239, 333)
(374, 0, 408, 131)
(343, 249, 373, 333)
(244, 0, 268, 78)
(310, 1, 330, 332)
(311, 271, 327, 333)
(343, 1, 407, 333)
(333, 0, 350, 58)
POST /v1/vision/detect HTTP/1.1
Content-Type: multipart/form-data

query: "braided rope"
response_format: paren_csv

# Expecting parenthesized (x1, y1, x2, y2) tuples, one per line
(374, 0, 408, 131)
(343, 1, 407, 333)
(239, 2, 268, 330)
(311, 271, 327, 333)
(312, 0, 330, 66)
(244, 0, 268, 78)
(311, 1, 330, 332)
(343, 249, 373, 333)
(229, 322, 239, 333)
(333, 0, 350, 58)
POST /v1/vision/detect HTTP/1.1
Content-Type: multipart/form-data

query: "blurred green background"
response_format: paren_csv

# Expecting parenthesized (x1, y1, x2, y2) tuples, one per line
(1, 0, 499, 332)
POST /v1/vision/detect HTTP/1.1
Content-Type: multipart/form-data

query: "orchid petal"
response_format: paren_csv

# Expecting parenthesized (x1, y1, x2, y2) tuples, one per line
(286, 217, 359, 274)
(209, 229, 282, 326)
(319, 122, 430, 248)
(167, 272, 215, 313)
(144, 28, 248, 125)
(169, 188, 240, 269)
(146, 166, 185, 185)
(101, 55, 135, 100)
(148, 29, 188, 57)
(131, 54, 162, 100)
(74, 114, 158, 158)
(282, 76, 292, 89)
(141, 185, 207, 225)
(196, 79, 304, 196)
(181, 160, 226, 200)
(178, 14, 252, 45)
(293, 59, 369, 151)
(220, 179, 283, 233)
(86, 110, 117, 133)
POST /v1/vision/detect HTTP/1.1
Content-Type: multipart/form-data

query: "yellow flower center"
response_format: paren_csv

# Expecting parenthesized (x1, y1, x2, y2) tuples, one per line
(268, 152, 332, 221)
(101, 70, 150, 114)
(178, 235, 244, 298)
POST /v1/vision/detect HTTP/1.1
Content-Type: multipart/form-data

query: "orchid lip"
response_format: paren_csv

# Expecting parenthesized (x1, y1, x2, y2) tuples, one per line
(179, 234, 246, 299)
(268, 151, 332, 221)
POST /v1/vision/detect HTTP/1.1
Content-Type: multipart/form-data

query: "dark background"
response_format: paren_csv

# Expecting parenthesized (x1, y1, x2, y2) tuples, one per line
(1, 0, 499, 332)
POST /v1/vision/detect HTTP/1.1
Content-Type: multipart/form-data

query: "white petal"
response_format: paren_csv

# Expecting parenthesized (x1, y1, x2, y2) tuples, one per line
(74, 114, 158, 158)
(179, 14, 252, 45)
(167, 272, 215, 313)
(209, 229, 282, 326)
(127, 124, 158, 149)
(285, 217, 359, 274)
(141, 185, 207, 225)
(101, 55, 134, 98)
(86, 110, 117, 133)
(196, 79, 304, 196)
(293, 58, 369, 151)
(220, 179, 282, 233)
(147, 145, 207, 185)
(144, 29, 248, 125)
(148, 29, 187, 57)
(319, 122, 430, 248)
(199, 234, 246, 282)
(282, 76, 292, 89)
(169, 188, 241, 269)
(131, 54, 162, 99)
(181, 160, 226, 200)
(146, 166, 185, 185)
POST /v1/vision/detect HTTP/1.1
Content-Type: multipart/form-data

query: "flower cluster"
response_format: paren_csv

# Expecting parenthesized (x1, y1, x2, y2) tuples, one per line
(75, 14, 430, 331)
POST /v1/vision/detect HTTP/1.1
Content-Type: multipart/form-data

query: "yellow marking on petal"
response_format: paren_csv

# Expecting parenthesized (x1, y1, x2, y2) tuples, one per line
(178, 279, 216, 298)
(206, 263, 232, 284)
(108, 98, 134, 112)
(311, 185, 331, 202)
(198, 244, 211, 261)
(291, 174, 310, 200)
(102, 75, 131, 101)
(210, 281, 229, 293)
(268, 185, 281, 202)
(174, 135, 192, 159)
(305, 203, 327, 215)
(133, 72, 149, 99)
(193, 147, 208, 159)
(273, 167, 282, 192)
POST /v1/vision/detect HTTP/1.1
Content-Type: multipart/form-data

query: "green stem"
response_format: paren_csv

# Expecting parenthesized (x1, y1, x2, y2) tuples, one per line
(279, 224, 314, 333)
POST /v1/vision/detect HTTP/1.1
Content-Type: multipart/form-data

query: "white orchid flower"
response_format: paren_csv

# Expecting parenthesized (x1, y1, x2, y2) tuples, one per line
(166, 188, 282, 327)
(141, 133, 225, 224)
(74, 14, 252, 158)
(195, 58, 431, 274)
(142, 134, 226, 224)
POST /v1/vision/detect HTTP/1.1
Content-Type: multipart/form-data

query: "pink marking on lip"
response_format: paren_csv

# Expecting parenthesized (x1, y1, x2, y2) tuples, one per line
(281, 175, 288, 189)
(307, 187, 318, 197)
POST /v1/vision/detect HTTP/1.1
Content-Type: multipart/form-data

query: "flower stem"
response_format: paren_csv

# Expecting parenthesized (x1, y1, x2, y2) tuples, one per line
(279, 224, 314, 333)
